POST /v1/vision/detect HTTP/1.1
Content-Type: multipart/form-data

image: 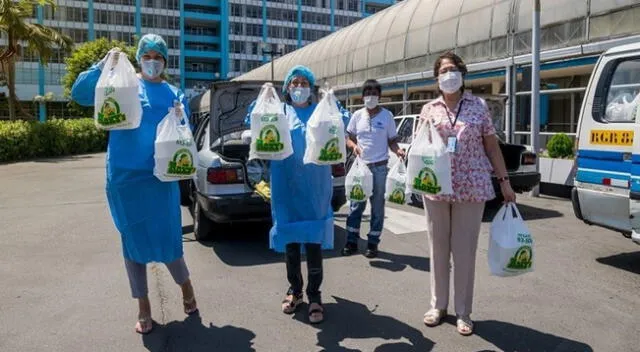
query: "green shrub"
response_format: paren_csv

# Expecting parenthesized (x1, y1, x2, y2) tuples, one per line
(0, 118, 107, 163)
(546, 133, 574, 159)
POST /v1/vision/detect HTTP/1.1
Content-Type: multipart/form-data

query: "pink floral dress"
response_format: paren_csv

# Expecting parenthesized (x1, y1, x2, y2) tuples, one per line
(418, 92, 496, 203)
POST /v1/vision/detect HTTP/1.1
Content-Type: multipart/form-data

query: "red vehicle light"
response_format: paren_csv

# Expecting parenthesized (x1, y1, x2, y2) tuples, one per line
(332, 163, 346, 177)
(521, 152, 537, 165)
(207, 167, 243, 184)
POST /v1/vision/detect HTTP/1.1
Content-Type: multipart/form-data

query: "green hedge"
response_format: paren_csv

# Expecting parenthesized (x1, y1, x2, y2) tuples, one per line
(0, 118, 107, 163)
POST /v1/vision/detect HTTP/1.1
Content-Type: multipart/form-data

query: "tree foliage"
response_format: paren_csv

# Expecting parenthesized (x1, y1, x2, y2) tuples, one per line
(0, 0, 74, 119)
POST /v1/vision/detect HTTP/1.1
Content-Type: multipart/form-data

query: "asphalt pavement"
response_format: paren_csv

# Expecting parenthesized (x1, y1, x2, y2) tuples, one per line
(0, 153, 638, 352)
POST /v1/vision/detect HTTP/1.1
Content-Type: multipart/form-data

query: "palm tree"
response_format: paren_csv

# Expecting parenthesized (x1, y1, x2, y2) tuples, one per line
(0, 0, 73, 120)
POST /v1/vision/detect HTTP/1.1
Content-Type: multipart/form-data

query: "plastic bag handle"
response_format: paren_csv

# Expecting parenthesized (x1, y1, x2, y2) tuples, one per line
(407, 118, 431, 151)
(509, 202, 524, 221)
(389, 158, 406, 175)
(169, 100, 186, 125)
(497, 203, 510, 221)
(500, 202, 521, 221)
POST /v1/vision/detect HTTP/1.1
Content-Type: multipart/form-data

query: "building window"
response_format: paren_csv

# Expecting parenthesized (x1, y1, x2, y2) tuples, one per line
(347, 0, 358, 12)
(246, 5, 261, 18)
(230, 23, 243, 35)
(231, 4, 243, 16)
(230, 41, 246, 54)
(246, 24, 263, 37)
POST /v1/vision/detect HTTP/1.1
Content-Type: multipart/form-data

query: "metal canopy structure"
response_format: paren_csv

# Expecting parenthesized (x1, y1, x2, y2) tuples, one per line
(234, 0, 640, 89)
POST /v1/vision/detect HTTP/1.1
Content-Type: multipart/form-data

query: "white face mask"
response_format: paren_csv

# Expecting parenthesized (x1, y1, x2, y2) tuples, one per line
(290, 87, 311, 104)
(363, 95, 379, 109)
(438, 71, 463, 94)
(141, 59, 164, 79)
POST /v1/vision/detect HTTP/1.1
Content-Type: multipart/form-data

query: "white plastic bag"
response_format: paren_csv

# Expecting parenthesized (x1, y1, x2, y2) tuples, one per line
(249, 83, 293, 161)
(94, 52, 142, 130)
(406, 121, 453, 196)
(303, 89, 347, 165)
(345, 157, 373, 203)
(153, 103, 198, 182)
(385, 159, 409, 205)
(605, 92, 640, 122)
(488, 203, 534, 277)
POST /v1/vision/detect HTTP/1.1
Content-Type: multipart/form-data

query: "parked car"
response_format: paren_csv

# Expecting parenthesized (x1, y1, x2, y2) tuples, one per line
(388, 114, 541, 206)
(180, 81, 349, 241)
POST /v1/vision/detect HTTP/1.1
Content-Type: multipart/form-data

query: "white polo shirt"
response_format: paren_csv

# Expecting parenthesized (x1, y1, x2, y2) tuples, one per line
(346, 107, 397, 164)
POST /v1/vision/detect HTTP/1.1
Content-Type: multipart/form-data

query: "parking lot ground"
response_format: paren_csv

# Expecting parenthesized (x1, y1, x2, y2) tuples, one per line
(1, 153, 638, 351)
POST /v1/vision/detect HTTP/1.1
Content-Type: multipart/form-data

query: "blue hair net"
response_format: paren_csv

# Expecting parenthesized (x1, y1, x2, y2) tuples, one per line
(282, 65, 316, 94)
(136, 34, 168, 63)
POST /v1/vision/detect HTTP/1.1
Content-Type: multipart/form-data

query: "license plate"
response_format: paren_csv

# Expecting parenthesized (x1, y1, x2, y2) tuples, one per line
(590, 130, 634, 146)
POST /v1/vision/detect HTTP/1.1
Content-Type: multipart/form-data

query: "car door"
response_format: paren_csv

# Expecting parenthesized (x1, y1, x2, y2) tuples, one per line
(388, 115, 418, 167)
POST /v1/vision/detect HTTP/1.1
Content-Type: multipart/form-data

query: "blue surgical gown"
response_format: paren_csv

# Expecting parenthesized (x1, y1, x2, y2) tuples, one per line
(71, 65, 190, 264)
(248, 102, 349, 253)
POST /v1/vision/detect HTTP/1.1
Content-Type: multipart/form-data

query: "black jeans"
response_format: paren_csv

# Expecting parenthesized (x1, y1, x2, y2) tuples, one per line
(285, 243, 323, 304)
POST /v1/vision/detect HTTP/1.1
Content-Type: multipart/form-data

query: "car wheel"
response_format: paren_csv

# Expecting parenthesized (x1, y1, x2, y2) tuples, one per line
(193, 200, 214, 242)
(410, 194, 424, 208)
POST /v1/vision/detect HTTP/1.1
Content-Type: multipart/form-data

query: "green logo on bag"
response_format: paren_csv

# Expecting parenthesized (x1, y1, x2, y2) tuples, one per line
(105, 86, 115, 97)
(167, 148, 196, 176)
(421, 157, 435, 166)
(319, 137, 343, 161)
(507, 246, 533, 270)
(350, 184, 366, 201)
(260, 113, 279, 123)
(97, 97, 127, 126)
(176, 128, 193, 147)
(388, 188, 406, 204)
(517, 233, 533, 245)
(256, 125, 284, 152)
(413, 167, 441, 194)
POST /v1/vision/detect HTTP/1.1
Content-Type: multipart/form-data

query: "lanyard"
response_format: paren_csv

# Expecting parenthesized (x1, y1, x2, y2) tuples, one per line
(447, 100, 464, 129)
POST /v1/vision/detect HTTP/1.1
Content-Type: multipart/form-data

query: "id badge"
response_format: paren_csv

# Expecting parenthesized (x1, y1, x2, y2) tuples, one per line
(446, 136, 457, 153)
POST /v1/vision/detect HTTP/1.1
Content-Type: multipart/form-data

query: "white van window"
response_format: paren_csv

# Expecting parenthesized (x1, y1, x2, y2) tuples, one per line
(604, 59, 640, 122)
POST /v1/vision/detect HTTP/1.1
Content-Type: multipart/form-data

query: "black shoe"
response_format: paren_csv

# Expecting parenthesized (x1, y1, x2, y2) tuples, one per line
(365, 243, 378, 258)
(341, 242, 358, 256)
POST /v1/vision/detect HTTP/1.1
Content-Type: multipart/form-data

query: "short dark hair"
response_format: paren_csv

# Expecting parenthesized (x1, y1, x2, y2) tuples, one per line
(433, 52, 468, 78)
(362, 79, 382, 97)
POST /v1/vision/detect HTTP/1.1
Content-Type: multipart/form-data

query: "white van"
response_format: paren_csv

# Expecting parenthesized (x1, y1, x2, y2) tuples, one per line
(572, 42, 640, 245)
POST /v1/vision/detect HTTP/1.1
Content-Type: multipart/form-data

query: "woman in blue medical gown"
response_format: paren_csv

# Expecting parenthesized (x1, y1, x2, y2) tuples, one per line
(71, 34, 198, 334)
(250, 65, 350, 324)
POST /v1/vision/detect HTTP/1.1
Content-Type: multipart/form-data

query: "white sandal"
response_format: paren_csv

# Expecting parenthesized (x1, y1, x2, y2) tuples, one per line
(423, 308, 447, 327)
(456, 316, 474, 336)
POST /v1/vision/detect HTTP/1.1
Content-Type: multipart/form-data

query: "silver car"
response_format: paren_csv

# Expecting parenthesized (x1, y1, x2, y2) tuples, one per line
(179, 81, 349, 241)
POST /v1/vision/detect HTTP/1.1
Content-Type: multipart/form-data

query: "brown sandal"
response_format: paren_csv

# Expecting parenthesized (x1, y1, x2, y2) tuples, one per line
(308, 302, 324, 324)
(281, 293, 303, 314)
(135, 317, 153, 334)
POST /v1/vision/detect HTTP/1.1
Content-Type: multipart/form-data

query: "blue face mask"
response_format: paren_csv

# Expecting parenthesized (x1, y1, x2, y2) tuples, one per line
(290, 87, 311, 104)
(141, 59, 164, 79)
